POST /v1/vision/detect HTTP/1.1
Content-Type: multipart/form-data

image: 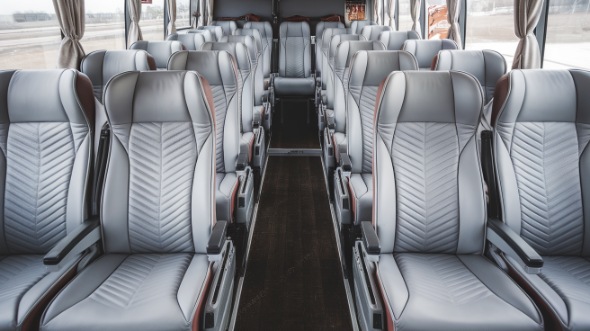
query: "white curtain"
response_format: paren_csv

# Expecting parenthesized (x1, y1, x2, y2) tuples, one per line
(167, 0, 177, 34)
(410, 0, 421, 38)
(127, 0, 143, 46)
(206, 0, 214, 25)
(513, 0, 544, 69)
(373, 0, 383, 25)
(384, 0, 395, 28)
(52, 0, 85, 68)
(446, 0, 461, 46)
(198, 0, 213, 26)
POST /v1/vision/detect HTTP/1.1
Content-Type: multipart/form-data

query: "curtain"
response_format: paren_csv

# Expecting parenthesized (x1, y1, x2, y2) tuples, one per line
(384, 0, 396, 28)
(513, 0, 544, 69)
(373, 0, 383, 25)
(410, 0, 421, 38)
(127, 0, 142, 47)
(198, 0, 205, 26)
(206, 0, 214, 26)
(446, 0, 461, 46)
(52, 0, 85, 69)
(167, 0, 177, 34)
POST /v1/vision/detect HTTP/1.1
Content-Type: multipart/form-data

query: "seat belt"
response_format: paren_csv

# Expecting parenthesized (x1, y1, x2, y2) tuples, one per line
(481, 130, 500, 219)
(91, 124, 110, 216)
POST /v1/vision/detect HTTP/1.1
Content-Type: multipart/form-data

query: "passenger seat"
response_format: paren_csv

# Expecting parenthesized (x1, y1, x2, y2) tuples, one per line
(491, 69, 590, 331)
(211, 20, 237, 36)
(348, 20, 376, 34)
(379, 30, 421, 50)
(353, 70, 544, 331)
(167, 32, 207, 50)
(188, 29, 214, 42)
(40, 70, 236, 331)
(0, 69, 98, 330)
(360, 25, 392, 41)
(402, 39, 458, 70)
(243, 22, 273, 88)
(315, 21, 345, 80)
(198, 25, 224, 41)
(273, 21, 315, 97)
(129, 40, 185, 70)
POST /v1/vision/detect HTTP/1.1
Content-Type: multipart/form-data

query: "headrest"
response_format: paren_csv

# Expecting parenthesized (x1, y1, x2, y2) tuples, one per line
(198, 25, 223, 41)
(167, 50, 239, 87)
(224, 35, 258, 61)
(493, 69, 590, 127)
(316, 21, 345, 37)
(211, 20, 237, 35)
(0, 69, 94, 125)
(349, 20, 376, 34)
(187, 29, 213, 42)
(360, 25, 393, 41)
(379, 30, 421, 50)
(167, 33, 207, 50)
(329, 34, 367, 62)
(244, 22, 273, 40)
(334, 41, 386, 71)
(377, 71, 483, 125)
(280, 21, 311, 38)
(402, 39, 458, 69)
(321, 28, 349, 52)
(234, 28, 263, 52)
(104, 70, 213, 126)
(81, 50, 157, 100)
(349, 50, 419, 87)
(201, 42, 252, 71)
(129, 41, 185, 68)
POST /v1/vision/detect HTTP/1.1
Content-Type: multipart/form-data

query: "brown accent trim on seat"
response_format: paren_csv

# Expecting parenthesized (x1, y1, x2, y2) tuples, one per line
(192, 264, 213, 331)
(491, 73, 510, 127)
(75, 72, 96, 128)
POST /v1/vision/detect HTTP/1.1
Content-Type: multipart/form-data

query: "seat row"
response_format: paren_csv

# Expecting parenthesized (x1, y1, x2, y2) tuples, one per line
(0, 68, 236, 330)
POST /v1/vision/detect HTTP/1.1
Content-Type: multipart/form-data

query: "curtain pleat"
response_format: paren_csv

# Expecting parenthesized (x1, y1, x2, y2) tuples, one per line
(167, 0, 177, 34)
(52, 0, 85, 68)
(512, 0, 544, 69)
(127, 0, 143, 46)
(446, 0, 461, 46)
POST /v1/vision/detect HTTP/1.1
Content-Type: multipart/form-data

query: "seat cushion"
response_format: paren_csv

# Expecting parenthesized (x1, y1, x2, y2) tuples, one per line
(41, 254, 211, 331)
(507, 256, 590, 331)
(377, 253, 543, 331)
(274, 77, 315, 96)
(0, 255, 77, 331)
(348, 173, 372, 225)
(216, 172, 239, 222)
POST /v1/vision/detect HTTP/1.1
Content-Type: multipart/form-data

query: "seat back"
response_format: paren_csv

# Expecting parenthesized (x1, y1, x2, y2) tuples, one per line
(243, 22, 273, 79)
(349, 20, 376, 34)
(374, 71, 484, 254)
(493, 69, 590, 256)
(102, 70, 216, 254)
(325, 34, 365, 109)
(129, 40, 185, 69)
(234, 29, 263, 61)
(168, 51, 241, 175)
(332, 41, 385, 132)
(434, 50, 506, 105)
(379, 30, 421, 50)
(211, 20, 237, 36)
(202, 42, 256, 133)
(188, 29, 213, 42)
(0, 69, 94, 255)
(347, 51, 418, 174)
(80, 50, 157, 155)
(198, 25, 224, 41)
(225, 34, 266, 107)
(402, 39, 458, 70)
(278, 21, 312, 78)
(221, 35, 258, 66)
(166, 32, 207, 50)
(360, 25, 392, 41)
(320, 28, 349, 90)
(316, 22, 345, 75)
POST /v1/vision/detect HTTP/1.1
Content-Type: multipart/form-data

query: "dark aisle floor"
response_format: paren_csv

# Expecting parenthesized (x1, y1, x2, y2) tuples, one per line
(270, 99, 320, 149)
(234, 157, 353, 331)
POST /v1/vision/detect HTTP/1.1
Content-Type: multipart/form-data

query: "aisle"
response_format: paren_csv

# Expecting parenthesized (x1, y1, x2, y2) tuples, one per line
(234, 156, 353, 331)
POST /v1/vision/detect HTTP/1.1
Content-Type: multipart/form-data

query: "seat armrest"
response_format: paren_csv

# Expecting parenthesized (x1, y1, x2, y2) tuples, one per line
(253, 105, 264, 127)
(487, 218, 543, 273)
(44, 217, 101, 266)
(339, 153, 352, 172)
(325, 108, 335, 129)
(207, 220, 228, 255)
(361, 221, 380, 255)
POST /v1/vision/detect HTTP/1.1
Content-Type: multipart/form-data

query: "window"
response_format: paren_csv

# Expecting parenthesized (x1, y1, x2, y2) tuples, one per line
(177, 0, 191, 29)
(398, 0, 415, 32)
(0, 0, 61, 69)
(465, 0, 518, 67)
(426, 0, 449, 39)
(82, 0, 126, 53)
(543, 0, 590, 69)
(140, 0, 165, 41)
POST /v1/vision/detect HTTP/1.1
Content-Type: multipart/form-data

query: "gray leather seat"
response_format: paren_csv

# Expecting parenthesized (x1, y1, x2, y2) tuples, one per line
(379, 30, 421, 50)
(211, 20, 237, 36)
(129, 40, 185, 70)
(320, 28, 349, 93)
(325, 41, 385, 167)
(188, 29, 214, 42)
(40, 70, 236, 331)
(198, 25, 224, 41)
(81, 49, 157, 160)
(166, 32, 207, 50)
(273, 21, 315, 96)
(243, 22, 273, 86)
(402, 39, 458, 70)
(333, 51, 418, 227)
(360, 25, 392, 41)
(434, 49, 506, 128)
(168, 51, 255, 225)
(0, 69, 95, 331)
(349, 20, 375, 34)
(315, 21, 345, 78)
(353, 70, 544, 331)
(492, 69, 590, 331)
